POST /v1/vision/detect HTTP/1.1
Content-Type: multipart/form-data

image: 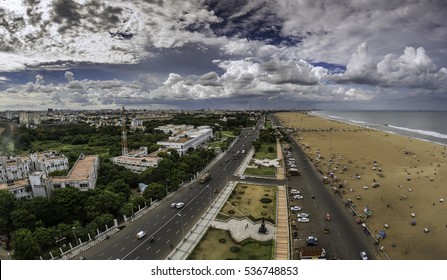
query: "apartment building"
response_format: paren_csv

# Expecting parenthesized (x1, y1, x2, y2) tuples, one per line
(0, 178, 33, 200)
(112, 147, 162, 172)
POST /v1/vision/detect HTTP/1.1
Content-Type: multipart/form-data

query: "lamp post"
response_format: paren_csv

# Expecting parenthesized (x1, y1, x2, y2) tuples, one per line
(177, 213, 184, 241)
(72, 227, 79, 245)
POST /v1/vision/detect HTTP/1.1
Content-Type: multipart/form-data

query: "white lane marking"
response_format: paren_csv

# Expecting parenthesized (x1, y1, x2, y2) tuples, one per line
(120, 247, 125, 251)
(167, 228, 171, 232)
(113, 243, 118, 248)
(146, 246, 151, 251)
(156, 249, 160, 254)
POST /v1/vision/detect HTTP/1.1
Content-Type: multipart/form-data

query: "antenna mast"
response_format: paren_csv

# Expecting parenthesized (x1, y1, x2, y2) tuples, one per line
(121, 106, 128, 156)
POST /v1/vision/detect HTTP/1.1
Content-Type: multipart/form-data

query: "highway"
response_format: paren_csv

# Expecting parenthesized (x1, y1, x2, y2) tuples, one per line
(80, 127, 258, 260)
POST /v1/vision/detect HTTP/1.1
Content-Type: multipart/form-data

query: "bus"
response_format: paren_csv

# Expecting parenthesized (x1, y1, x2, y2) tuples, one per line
(199, 171, 211, 183)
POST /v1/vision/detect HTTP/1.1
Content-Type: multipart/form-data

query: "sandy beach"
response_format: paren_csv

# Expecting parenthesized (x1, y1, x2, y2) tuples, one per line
(276, 112, 447, 260)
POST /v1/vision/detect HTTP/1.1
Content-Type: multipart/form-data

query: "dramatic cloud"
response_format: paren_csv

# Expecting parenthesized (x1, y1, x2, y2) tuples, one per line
(333, 43, 447, 89)
(0, 0, 446, 110)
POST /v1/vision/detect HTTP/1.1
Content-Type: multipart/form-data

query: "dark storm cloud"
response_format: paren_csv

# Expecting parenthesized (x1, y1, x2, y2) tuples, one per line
(52, 0, 82, 31)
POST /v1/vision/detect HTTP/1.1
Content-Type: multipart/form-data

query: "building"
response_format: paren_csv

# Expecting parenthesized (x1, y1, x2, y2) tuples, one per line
(0, 156, 33, 183)
(46, 154, 99, 193)
(0, 178, 33, 200)
(112, 147, 162, 173)
(130, 118, 145, 131)
(156, 125, 213, 156)
(19, 111, 45, 125)
(0, 151, 69, 183)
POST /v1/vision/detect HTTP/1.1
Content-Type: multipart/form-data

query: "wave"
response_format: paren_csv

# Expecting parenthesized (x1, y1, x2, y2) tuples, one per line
(387, 124, 447, 139)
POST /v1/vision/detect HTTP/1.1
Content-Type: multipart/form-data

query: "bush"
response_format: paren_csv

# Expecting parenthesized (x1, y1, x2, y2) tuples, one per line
(230, 246, 240, 253)
(260, 197, 272, 204)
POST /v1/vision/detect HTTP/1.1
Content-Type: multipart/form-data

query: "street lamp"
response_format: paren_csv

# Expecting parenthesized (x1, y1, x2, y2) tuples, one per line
(72, 227, 79, 245)
(177, 213, 185, 241)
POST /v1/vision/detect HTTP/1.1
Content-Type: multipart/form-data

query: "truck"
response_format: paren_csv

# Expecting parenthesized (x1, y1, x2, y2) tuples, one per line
(199, 171, 211, 183)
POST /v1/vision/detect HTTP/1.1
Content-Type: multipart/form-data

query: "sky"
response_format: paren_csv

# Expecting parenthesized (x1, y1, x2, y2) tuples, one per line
(0, 0, 446, 111)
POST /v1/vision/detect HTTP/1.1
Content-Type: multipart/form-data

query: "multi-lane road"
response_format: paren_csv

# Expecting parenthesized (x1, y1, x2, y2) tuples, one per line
(81, 127, 258, 260)
(81, 115, 377, 260)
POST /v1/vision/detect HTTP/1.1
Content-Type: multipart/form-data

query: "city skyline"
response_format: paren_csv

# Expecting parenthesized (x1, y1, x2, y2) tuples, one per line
(1, 0, 446, 111)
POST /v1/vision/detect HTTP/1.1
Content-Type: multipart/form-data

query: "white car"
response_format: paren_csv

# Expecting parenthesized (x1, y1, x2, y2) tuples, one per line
(290, 189, 300, 194)
(360, 251, 368, 260)
(297, 213, 309, 218)
(136, 231, 146, 239)
(171, 202, 185, 209)
(293, 195, 303, 199)
(290, 206, 302, 211)
(297, 217, 310, 223)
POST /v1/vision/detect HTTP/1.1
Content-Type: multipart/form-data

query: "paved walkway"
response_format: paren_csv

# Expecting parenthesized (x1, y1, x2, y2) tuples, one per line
(276, 139, 286, 180)
(274, 185, 289, 260)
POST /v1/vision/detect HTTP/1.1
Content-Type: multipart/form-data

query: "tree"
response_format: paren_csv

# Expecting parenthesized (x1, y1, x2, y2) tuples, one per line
(50, 188, 87, 224)
(11, 228, 41, 260)
(0, 190, 18, 249)
(142, 183, 166, 201)
(11, 208, 36, 231)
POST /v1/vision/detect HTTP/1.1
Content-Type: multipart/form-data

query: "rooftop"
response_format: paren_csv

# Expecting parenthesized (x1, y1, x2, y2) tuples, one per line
(0, 178, 29, 190)
(66, 155, 98, 181)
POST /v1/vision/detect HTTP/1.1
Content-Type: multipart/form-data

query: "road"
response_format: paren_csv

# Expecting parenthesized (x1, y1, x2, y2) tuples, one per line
(81, 127, 258, 260)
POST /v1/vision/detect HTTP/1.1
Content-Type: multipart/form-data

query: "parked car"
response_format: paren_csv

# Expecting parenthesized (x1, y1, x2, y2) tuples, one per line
(306, 236, 318, 245)
(293, 195, 303, 199)
(290, 206, 302, 211)
(297, 213, 309, 218)
(297, 217, 310, 223)
(360, 251, 368, 260)
(290, 189, 300, 194)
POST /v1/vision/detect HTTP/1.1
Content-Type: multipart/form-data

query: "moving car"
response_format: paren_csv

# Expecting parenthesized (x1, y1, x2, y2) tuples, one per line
(171, 202, 185, 209)
(360, 251, 368, 260)
(136, 231, 146, 239)
(297, 217, 310, 223)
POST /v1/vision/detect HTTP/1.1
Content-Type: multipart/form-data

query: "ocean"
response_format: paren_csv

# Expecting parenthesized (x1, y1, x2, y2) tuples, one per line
(310, 110, 447, 145)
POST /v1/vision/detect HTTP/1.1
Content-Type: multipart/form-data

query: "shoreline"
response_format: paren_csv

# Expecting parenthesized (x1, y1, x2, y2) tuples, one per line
(276, 111, 447, 260)
(309, 111, 447, 146)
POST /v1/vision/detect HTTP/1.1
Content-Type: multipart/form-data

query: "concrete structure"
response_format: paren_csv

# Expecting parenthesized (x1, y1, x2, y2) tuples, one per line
(112, 147, 162, 173)
(46, 154, 99, 193)
(19, 111, 44, 125)
(157, 125, 213, 156)
(130, 118, 145, 131)
(1, 151, 69, 183)
(0, 156, 33, 183)
(29, 171, 48, 197)
(0, 178, 33, 200)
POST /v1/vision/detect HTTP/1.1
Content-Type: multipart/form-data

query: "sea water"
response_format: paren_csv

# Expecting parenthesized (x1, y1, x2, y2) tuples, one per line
(310, 110, 447, 145)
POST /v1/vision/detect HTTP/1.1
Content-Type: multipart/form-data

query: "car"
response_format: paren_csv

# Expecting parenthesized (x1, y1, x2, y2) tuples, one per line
(290, 206, 302, 211)
(290, 189, 300, 194)
(297, 212, 309, 218)
(240, 175, 246, 180)
(136, 231, 146, 239)
(306, 236, 318, 245)
(175, 202, 184, 209)
(293, 194, 303, 199)
(297, 217, 310, 223)
(171, 202, 184, 209)
(360, 251, 368, 260)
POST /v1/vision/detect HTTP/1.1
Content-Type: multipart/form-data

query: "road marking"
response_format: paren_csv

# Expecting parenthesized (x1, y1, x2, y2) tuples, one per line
(120, 247, 125, 251)
(163, 215, 166, 219)
(124, 235, 129, 240)
(191, 214, 195, 219)
(146, 246, 151, 251)
(113, 243, 118, 248)
(167, 228, 171, 232)
(175, 220, 179, 224)
(107, 256, 113, 260)
(176, 230, 179, 235)
(166, 239, 171, 244)
(134, 256, 139, 260)
(156, 214, 160, 218)
(99, 252, 105, 256)
(154, 223, 158, 226)
(156, 249, 160, 254)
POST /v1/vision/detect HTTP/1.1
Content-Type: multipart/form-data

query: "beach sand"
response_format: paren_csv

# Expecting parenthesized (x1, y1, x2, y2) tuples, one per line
(275, 112, 447, 260)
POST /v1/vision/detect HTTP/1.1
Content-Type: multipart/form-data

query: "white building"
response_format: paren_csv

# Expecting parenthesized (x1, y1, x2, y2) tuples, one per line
(156, 125, 213, 156)
(1, 151, 69, 183)
(46, 154, 99, 194)
(130, 118, 145, 131)
(112, 147, 162, 172)
(29, 171, 48, 197)
(0, 178, 33, 200)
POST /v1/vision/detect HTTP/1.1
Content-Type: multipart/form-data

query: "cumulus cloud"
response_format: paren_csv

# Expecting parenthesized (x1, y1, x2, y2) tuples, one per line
(333, 43, 447, 89)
